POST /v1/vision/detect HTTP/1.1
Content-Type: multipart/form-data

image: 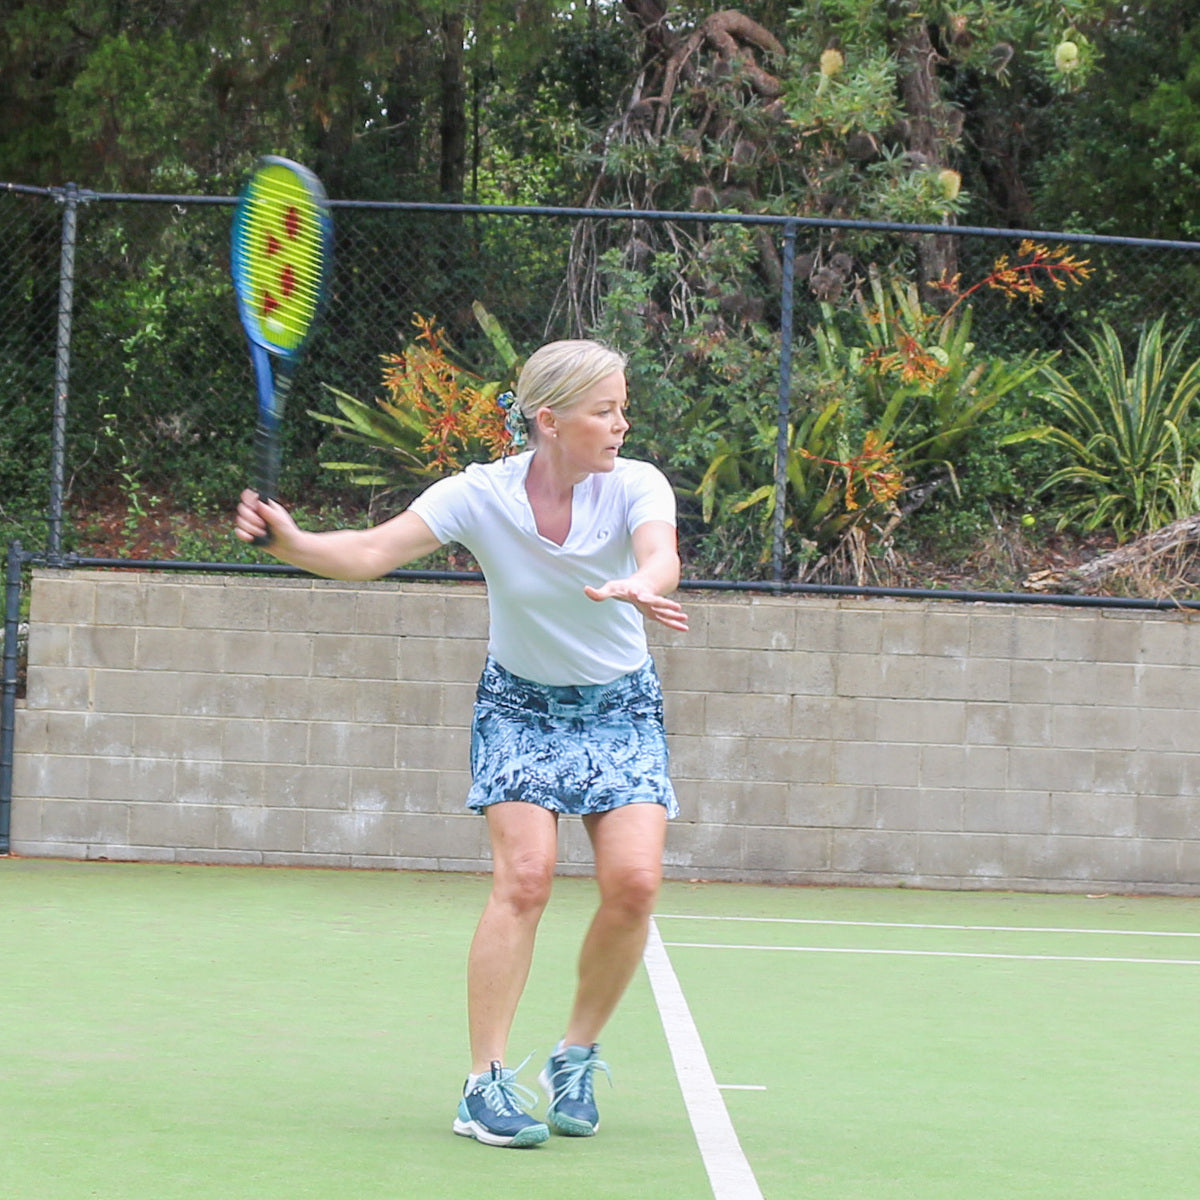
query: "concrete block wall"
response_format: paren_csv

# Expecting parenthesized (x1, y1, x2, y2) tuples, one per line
(10, 569, 1200, 894)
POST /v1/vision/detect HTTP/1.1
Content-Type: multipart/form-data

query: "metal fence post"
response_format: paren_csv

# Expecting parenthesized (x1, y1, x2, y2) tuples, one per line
(48, 183, 80, 565)
(772, 221, 798, 584)
(0, 540, 24, 855)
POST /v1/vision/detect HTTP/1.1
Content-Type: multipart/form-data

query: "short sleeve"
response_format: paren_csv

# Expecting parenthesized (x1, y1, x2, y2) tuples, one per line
(406, 472, 471, 546)
(625, 461, 676, 532)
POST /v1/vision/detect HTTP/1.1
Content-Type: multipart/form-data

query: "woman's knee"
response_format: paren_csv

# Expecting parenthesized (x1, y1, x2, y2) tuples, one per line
(493, 852, 555, 915)
(601, 862, 662, 919)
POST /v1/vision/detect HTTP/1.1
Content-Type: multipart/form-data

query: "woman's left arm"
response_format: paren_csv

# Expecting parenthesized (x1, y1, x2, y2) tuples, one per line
(584, 520, 688, 632)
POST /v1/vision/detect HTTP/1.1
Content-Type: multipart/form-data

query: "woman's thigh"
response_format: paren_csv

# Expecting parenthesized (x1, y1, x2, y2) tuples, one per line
(485, 801, 560, 903)
(583, 803, 667, 904)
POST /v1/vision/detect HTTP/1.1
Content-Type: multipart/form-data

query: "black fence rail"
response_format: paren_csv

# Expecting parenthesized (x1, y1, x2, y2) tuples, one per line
(4, 181, 1200, 579)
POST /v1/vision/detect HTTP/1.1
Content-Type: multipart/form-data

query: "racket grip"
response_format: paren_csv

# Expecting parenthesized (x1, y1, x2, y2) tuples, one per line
(252, 422, 282, 546)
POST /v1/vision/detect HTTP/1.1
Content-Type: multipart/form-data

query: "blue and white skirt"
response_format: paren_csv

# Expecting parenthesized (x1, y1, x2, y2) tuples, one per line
(467, 656, 678, 817)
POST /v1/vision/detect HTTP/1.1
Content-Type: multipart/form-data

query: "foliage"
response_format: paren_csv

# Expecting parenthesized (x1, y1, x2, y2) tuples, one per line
(60, 206, 254, 509)
(309, 308, 514, 506)
(590, 240, 779, 473)
(6, 0, 1200, 586)
(1132, 20, 1200, 164)
(682, 240, 1091, 574)
(0, 385, 52, 521)
(552, 0, 1132, 443)
(595, 255, 848, 568)
(1002, 317, 1200, 540)
(693, 388, 855, 558)
(588, 243, 847, 573)
(58, 30, 213, 189)
(692, 382, 920, 582)
(587, 230, 1096, 578)
(804, 243, 1083, 542)
(1025, 1, 1200, 242)
(0, 0, 614, 196)
(816, 267, 1053, 477)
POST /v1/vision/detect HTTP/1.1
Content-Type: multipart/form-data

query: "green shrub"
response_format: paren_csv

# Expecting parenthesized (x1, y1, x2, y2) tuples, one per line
(1003, 317, 1200, 539)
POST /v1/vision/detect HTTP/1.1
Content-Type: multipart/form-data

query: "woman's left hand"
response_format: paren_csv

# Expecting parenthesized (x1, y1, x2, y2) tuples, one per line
(584, 580, 689, 632)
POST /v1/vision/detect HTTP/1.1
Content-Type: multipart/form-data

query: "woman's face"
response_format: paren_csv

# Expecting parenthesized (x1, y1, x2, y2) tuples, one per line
(540, 371, 630, 474)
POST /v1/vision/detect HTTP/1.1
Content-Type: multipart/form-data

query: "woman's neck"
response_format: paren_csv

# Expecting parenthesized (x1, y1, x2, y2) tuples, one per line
(523, 448, 585, 545)
(524, 445, 586, 503)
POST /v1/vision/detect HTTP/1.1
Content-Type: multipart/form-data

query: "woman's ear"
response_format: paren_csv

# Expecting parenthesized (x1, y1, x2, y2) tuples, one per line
(534, 407, 557, 440)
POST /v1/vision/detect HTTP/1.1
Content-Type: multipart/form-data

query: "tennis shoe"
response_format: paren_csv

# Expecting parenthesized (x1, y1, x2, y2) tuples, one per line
(453, 1060, 549, 1148)
(539, 1043, 611, 1136)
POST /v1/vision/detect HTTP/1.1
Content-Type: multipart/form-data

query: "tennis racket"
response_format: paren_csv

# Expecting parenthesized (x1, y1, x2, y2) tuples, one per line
(231, 155, 333, 543)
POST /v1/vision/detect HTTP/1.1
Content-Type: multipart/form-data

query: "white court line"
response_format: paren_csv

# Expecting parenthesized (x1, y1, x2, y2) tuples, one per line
(663, 941, 1200, 966)
(656, 914, 1200, 939)
(643, 919, 764, 1200)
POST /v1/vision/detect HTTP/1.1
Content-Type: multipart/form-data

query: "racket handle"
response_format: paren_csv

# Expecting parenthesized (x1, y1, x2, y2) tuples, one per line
(252, 421, 281, 546)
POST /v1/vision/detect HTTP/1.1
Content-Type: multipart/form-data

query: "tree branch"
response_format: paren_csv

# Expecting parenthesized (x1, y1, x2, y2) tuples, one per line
(1024, 513, 1200, 594)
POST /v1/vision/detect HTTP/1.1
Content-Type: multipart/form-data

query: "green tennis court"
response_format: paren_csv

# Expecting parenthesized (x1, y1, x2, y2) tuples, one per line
(4, 859, 1198, 1199)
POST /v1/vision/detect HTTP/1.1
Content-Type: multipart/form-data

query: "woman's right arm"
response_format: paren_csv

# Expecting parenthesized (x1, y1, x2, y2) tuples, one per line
(234, 490, 444, 581)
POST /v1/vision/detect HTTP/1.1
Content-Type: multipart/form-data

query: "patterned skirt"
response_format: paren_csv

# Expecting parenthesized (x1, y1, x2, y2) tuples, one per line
(466, 656, 678, 817)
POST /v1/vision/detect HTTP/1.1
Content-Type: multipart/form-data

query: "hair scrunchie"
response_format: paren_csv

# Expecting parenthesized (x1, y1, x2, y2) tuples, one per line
(496, 390, 528, 448)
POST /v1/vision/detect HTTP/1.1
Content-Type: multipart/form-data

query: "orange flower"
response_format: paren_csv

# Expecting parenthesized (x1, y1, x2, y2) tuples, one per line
(864, 327, 946, 387)
(937, 242, 1092, 317)
(379, 314, 508, 471)
(799, 431, 904, 514)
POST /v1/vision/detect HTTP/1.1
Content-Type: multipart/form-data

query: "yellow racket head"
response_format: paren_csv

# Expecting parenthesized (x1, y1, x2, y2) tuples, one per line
(231, 156, 332, 357)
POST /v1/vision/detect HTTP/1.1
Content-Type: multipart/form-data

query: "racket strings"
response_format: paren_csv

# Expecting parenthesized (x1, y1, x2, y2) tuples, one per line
(232, 163, 330, 354)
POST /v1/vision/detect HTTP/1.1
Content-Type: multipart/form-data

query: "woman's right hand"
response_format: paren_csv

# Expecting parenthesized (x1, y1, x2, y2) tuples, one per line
(234, 489, 298, 550)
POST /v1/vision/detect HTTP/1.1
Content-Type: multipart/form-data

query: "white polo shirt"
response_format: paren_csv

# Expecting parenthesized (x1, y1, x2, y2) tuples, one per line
(407, 452, 676, 686)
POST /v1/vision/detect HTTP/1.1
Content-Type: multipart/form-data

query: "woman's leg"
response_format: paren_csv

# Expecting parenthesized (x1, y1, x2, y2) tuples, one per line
(467, 801, 560, 1074)
(563, 802, 668, 1047)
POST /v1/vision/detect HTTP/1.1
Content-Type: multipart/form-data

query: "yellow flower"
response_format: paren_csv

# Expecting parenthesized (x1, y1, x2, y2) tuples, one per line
(937, 169, 962, 201)
(1054, 40, 1080, 72)
(819, 48, 844, 78)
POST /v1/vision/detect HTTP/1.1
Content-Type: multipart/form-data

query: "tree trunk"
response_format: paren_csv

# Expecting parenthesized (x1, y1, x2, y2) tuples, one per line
(621, 0, 676, 69)
(895, 19, 958, 302)
(387, 35, 431, 187)
(439, 9, 467, 203)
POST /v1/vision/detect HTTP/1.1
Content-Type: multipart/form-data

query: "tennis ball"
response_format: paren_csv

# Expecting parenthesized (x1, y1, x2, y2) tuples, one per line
(819, 48, 844, 78)
(1054, 40, 1080, 72)
(1021, 513, 1036, 528)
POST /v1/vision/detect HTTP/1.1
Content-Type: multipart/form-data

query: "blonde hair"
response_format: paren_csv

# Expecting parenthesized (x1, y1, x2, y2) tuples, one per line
(515, 340, 627, 430)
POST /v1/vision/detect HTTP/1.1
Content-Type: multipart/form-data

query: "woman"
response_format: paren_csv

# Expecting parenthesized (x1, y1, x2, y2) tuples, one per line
(235, 339, 687, 1149)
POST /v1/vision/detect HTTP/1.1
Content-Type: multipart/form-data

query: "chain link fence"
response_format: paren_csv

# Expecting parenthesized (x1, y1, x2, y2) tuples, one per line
(1, 187, 61, 539)
(4, 180, 1200, 578)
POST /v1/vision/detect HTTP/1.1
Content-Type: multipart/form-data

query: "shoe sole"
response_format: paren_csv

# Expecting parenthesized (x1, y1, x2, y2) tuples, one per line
(452, 1116, 549, 1148)
(538, 1067, 599, 1137)
(546, 1111, 598, 1136)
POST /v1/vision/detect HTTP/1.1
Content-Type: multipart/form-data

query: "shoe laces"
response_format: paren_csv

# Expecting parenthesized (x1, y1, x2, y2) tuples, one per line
(551, 1048, 611, 1103)
(478, 1056, 539, 1117)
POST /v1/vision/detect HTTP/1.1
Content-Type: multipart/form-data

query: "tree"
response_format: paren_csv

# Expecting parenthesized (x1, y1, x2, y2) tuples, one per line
(0, 0, 491, 196)
(1028, 2, 1200, 241)
(566, 1, 1122, 318)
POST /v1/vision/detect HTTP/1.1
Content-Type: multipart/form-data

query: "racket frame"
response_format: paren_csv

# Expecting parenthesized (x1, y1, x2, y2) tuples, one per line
(230, 155, 333, 532)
